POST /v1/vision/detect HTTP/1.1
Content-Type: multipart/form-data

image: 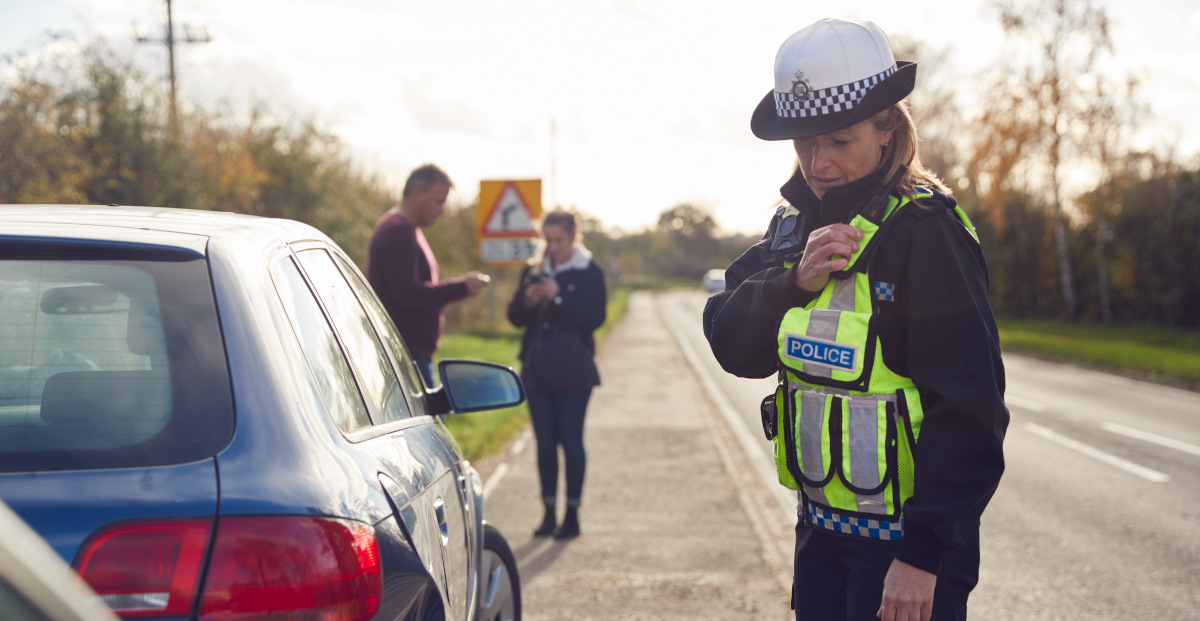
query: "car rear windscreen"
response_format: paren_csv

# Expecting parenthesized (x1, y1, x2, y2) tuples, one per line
(0, 249, 233, 472)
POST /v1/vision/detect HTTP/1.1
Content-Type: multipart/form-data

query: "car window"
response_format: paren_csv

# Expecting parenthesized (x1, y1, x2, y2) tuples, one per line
(295, 249, 413, 425)
(270, 256, 372, 433)
(0, 256, 233, 473)
(0, 576, 55, 621)
(329, 252, 428, 418)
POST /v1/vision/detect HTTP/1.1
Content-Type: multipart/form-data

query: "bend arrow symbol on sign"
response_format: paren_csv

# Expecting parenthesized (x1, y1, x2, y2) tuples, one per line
(482, 183, 536, 236)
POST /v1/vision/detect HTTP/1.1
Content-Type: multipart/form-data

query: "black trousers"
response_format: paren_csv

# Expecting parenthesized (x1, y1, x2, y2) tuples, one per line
(792, 522, 979, 621)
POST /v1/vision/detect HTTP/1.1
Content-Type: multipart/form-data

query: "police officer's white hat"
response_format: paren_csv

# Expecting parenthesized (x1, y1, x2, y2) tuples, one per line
(750, 19, 916, 141)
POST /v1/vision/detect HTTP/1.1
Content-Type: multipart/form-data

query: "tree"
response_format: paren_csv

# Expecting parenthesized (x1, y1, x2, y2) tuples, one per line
(889, 37, 966, 188)
(654, 203, 720, 280)
(0, 36, 393, 269)
(1077, 74, 1143, 323)
(980, 0, 1122, 319)
(0, 39, 176, 205)
(1077, 158, 1200, 327)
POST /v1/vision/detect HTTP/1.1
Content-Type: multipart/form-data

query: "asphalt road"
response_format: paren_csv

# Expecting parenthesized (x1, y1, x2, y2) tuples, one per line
(477, 291, 793, 621)
(657, 289, 1200, 620)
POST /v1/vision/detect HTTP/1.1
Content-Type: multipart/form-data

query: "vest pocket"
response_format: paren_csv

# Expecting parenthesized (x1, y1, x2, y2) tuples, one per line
(779, 389, 903, 517)
(836, 396, 895, 497)
(778, 306, 878, 391)
(778, 388, 838, 489)
(772, 381, 800, 490)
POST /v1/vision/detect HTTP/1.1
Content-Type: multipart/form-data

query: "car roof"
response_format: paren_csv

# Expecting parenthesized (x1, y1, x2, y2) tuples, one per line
(0, 205, 326, 253)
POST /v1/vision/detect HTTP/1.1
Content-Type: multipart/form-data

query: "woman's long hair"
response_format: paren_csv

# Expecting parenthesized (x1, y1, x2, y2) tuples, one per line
(872, 101, 949, 196)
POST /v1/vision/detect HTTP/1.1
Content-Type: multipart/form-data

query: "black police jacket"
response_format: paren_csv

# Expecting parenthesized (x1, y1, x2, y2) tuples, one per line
(703, 167, 1009, 576)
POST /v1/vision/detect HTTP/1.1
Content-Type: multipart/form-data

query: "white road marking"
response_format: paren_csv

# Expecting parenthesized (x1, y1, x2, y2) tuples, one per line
(1102, 422, 1200, 458)
(482, 463, 508, 500)
(1025, 423, 1170, 483)
(658, 294, 795, 595)
(659, 297, 798, 522)
(510, 429, 530, 456)
(484, 429, 530, 500)
(1005, 395, 1047, 412)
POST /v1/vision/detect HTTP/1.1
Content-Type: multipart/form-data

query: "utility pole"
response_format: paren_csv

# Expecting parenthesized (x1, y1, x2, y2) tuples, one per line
(549, 117, 558, 209)
(136, 0, 209, 132)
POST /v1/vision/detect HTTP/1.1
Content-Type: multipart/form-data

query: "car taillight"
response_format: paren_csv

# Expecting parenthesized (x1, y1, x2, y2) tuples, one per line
(74, 516, 381, 621)
(74, 519, 212, 617)
(198, 516, 381, 621)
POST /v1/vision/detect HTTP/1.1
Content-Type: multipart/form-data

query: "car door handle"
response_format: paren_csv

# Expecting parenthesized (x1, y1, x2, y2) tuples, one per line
(433, 497, 449, 545)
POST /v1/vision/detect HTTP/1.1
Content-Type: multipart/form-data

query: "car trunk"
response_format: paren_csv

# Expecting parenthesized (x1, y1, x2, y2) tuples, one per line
(0, 461, 220, 565)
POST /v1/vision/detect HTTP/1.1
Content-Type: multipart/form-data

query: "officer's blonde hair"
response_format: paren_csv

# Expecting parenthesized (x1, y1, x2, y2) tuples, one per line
(871, 102, 950, 196)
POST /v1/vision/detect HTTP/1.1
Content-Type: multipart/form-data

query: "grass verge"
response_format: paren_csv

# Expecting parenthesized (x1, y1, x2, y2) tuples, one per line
(436, 286, 633, 462)
(996, 318, 1200, 390)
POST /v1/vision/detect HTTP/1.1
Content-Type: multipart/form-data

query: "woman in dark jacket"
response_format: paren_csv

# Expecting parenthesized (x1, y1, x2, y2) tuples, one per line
(703, 19, 1008, 621)
(507, 210, 606, 539)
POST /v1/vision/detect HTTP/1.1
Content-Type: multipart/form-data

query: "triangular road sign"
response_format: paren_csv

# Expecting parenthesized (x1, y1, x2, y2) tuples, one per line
(482, 183, 537, 236)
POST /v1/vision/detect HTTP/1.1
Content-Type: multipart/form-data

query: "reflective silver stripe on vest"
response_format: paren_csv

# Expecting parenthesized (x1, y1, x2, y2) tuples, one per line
(847, 395, 890, 513)
(808, 504, 903, 541)
(802, 310, 838, 379)
(830, 275, 856, 311)
(801, 278, 856, 378)
(799, 391, 829, 507)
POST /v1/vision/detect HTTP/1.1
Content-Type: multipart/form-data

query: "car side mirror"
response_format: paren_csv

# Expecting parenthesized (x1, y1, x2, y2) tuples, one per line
(432, 360, 525, 415)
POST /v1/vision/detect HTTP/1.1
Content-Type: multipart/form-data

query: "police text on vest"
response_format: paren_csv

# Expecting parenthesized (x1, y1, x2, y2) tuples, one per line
(784, 333, 858, 373)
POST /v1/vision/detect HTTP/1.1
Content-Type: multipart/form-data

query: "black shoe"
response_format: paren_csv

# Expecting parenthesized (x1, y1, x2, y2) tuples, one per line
(532, 505, 556, 537)
(554, 507, 580, 540)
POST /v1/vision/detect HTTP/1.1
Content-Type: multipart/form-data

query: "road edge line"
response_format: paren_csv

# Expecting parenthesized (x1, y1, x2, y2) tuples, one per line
(656, 293, 796, 602)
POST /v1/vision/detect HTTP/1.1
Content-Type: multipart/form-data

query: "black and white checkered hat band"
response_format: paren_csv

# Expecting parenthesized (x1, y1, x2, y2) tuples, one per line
(774, 65, 896, 118)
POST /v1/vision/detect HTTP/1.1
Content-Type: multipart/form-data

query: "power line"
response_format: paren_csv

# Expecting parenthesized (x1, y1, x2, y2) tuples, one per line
(135, 0, 209, 130)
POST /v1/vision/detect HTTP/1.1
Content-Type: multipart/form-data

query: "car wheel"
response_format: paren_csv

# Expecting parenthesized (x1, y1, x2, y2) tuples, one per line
(478, 523, 521, 621)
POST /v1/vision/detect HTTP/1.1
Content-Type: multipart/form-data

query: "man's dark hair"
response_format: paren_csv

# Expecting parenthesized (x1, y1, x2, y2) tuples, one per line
(402, 164, 453, 198)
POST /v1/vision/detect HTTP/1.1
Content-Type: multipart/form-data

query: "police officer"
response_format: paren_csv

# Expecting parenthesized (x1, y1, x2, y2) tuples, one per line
(703, 19, 1009, 621)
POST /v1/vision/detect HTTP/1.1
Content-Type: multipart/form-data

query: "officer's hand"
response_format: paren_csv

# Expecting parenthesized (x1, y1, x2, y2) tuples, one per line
(793, 223, 863, 293)
(463, 271, 489, 296)
(877, 559, 936, 621)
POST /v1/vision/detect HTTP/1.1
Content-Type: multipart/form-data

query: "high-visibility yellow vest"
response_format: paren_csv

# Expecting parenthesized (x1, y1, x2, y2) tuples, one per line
(772, 192, 978, 541)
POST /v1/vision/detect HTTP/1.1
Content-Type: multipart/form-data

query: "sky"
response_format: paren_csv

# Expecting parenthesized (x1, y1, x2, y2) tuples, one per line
(3, 0, 1199, 235)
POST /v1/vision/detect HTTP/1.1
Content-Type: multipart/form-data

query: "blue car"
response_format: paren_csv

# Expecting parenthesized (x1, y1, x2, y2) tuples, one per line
(0, 205, 521, 621)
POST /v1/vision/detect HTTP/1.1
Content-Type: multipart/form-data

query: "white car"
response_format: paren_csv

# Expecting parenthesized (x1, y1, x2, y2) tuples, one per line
(702, 268, 726, 293)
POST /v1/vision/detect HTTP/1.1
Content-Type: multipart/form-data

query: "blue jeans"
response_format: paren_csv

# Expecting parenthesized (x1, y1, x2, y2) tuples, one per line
(414, 357, 437, 388)
(526, 388, 592, 507)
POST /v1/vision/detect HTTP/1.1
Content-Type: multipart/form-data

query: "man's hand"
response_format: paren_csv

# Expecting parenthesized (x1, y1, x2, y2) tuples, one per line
(877, 559, 936, 621)
(793, 223, 863, 292)
(463, 271, 489, 296)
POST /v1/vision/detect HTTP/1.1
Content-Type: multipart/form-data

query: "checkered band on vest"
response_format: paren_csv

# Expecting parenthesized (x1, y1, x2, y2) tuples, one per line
(808, 504, 903, 541)
(774, 65, 897, 119)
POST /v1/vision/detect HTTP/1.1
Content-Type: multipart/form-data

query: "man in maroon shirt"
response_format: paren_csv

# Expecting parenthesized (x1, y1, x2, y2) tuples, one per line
(367, 164, 488, 386)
